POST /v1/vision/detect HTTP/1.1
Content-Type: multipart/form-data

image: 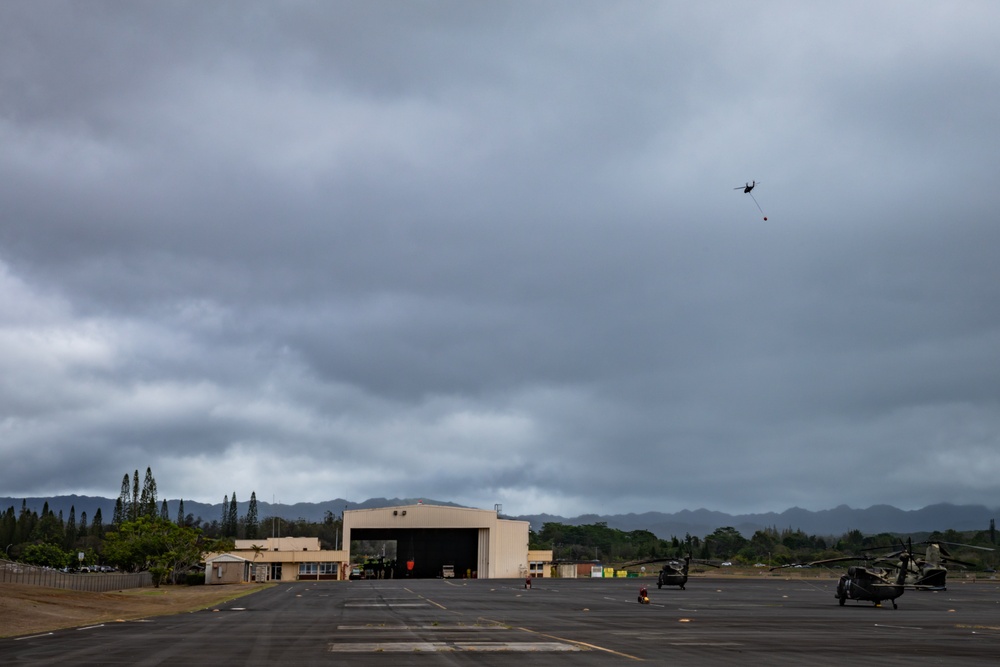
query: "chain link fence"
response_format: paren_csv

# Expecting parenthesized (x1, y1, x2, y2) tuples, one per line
(1, 558, 152, 592)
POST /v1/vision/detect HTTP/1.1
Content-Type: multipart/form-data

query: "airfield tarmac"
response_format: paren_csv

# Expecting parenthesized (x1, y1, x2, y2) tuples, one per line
(2, 575, 999, 665)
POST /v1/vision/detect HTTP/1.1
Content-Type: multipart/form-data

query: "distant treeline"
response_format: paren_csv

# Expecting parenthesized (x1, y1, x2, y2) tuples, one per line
(1, 467, 343, 574)
(530, 521, 998, 568)
(5, 475, 996, 574)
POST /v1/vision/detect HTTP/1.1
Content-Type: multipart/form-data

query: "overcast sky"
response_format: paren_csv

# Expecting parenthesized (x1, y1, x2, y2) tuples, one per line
(2, 2, 999, 518)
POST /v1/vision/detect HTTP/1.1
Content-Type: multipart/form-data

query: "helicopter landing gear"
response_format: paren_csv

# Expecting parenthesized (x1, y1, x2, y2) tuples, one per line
(892, 600, 898, 609)
(838, 594, 846, 606)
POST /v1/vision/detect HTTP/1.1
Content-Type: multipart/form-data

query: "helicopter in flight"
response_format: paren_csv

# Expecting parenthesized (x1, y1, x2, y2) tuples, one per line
(734, 180, 767, 219)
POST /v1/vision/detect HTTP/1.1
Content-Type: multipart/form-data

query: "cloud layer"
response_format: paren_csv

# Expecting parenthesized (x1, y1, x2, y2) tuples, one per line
(2, 2, 999, 516)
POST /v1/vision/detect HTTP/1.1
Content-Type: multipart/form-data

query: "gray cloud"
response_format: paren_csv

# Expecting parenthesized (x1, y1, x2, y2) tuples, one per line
(2, 2, 999, 518)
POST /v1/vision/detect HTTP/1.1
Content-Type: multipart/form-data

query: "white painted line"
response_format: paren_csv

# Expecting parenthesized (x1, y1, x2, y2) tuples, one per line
(329, 642, 449, 652)
(337, 624, 508, 631)
(14, 633, 53, 641)
(76, 624, 106, 631)
(455, 642, 581, 652)
(327, 642, 580, 652)
(670, 642, 743, 647)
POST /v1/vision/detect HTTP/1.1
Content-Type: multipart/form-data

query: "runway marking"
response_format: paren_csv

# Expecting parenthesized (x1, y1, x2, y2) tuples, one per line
(327, 641, 580, 653)
(338, 624, 507, 631)
(344, 602, 427, 607)
(456, 642, 580, 652)
(874, 624, 924, 630)
(14, 633, 53, 641)
(670, 642, 742, 647)
(404, 586, 447, 609)
(76, 624, 105, 631)
(510, 625, 641, 660)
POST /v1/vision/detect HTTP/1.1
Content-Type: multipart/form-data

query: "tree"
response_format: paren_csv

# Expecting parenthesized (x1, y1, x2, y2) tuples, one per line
(64, 505, 77, 550)
(0, 506, 16, 552)
(31, 505, 64, 546)
(160, 499, 169, 521)
(245, 492, 259, 540)
(103, 516, 233, 585)
(114, 473, 129, 526)
(131, 469, 140, 522)
(221, 495, 229, 537)
(91, 508, 104, 539)
(176, 499, 185, 527)
(703, 527, 747, 561)
(225, 492, 239, 538)
(21, 543, 72, 569)
(139, 467, 158, 520)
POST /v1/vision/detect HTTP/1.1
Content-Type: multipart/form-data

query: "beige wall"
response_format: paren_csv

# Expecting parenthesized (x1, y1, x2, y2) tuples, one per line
(205, 506, 538, 582)
(206, 559, 246, 584)
(343, 504, 531, 579)
(206, 537, 347, 582)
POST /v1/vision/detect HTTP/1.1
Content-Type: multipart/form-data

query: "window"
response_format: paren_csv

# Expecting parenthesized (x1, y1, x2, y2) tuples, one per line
(299, 562, 318, 575)
(319, 562, 337, 575)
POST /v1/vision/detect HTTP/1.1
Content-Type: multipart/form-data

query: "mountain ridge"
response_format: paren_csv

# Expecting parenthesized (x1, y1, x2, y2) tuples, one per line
(2, 496, 995, 538)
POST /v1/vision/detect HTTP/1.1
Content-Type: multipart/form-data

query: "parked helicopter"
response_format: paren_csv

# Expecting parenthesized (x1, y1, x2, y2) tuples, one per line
(656, 555, 692, 589)
(865, 539, 992, 591)
(772, 553, 909, 608)
(624, 544, 719, 590)
(834, 555, 909, 608)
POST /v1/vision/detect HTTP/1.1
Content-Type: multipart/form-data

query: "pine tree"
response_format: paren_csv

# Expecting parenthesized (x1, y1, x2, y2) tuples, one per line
(245, 492, 259, 540)
(114, 474, 130, 526)
(64, 506, 77, 550)
(221, 495, 229, 536)
(79, 511, 88, 538)
(176, 499, 185, 527)
(91, 508, 104, 538)
(130, 469, 140, 522)
(228, 492, 239, 538)
(139, 467, 158, 519)
(160, 499, 169, 520)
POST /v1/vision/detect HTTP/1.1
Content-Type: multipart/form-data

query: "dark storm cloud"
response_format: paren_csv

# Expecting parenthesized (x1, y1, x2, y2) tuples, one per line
(1, 2, 999, 517)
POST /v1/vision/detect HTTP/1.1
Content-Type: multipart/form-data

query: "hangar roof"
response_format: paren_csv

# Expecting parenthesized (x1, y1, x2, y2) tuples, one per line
(343, 504, 526, 531)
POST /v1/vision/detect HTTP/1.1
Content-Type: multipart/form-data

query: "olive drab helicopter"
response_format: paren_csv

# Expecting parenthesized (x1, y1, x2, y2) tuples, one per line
(623, 539, 719, 590)
(772, 552, 910, 608)
(865, 539, 993, 591)
(654, 554, 723, 589)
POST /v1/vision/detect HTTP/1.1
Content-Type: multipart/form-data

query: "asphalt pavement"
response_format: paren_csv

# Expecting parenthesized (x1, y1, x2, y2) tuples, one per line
(3, 575, 1000, 665)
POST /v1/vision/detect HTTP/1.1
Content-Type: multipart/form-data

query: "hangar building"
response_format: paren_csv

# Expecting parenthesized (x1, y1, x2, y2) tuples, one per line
(204, 503, 551, 581)
(344, 503, 547, 579)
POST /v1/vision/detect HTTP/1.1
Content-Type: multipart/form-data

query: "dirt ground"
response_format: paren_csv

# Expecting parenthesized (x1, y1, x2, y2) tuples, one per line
(0, 582, 271, 639)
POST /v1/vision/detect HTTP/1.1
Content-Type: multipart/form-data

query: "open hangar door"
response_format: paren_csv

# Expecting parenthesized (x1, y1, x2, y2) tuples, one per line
(351, 527, 479, 578)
